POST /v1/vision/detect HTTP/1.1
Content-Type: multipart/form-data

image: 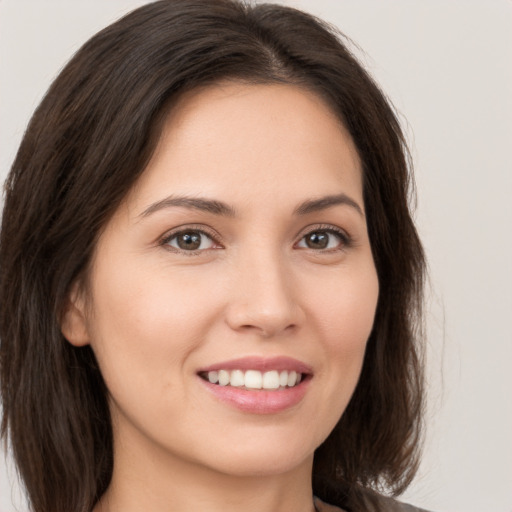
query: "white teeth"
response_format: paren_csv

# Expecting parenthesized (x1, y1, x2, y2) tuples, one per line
(262, 370, 280, 389)
(244, 370, 263, 389)
(287, 370, 297, 387)
(230, 369, 245, 387)
(205, 369, 304, 390)
(218, 370, 230, 386)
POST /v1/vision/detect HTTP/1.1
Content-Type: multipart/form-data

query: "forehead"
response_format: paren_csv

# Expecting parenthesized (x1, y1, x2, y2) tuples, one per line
(125, 82, 363, 215)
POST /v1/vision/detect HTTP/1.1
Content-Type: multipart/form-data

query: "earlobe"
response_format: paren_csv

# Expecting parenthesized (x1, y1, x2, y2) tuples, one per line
(60, 283, 90, 347)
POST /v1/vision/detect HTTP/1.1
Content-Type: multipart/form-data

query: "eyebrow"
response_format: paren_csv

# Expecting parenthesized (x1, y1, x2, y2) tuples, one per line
(139, 196, 237, 218)
(139, 192, 363, 219)
(294, 193, 364, 217)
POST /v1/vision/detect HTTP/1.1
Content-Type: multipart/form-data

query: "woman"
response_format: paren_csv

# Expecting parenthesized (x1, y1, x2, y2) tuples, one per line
(0, 1, 427, 511)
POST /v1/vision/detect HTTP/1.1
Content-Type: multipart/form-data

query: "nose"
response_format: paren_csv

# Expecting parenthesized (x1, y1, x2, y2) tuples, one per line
(224, 251, 304, 338)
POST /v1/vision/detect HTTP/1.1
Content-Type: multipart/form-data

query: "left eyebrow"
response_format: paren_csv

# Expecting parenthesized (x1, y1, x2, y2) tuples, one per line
(294, 193, 364, 217)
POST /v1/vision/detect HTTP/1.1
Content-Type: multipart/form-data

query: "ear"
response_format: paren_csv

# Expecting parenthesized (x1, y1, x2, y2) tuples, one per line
(60, 282, 90, 347)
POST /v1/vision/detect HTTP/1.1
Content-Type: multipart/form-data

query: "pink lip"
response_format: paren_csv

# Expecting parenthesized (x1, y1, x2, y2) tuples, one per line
(198, 356, 313, 374)
(197, 356, 312, 414)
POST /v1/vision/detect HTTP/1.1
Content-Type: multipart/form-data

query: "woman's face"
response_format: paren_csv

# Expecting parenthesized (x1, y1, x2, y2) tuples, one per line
(65, 83, 379, 478)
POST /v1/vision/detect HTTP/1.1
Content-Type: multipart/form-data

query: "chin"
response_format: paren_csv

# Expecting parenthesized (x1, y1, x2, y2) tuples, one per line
(184, 428, 320, 478)
(208, 447, 312, 478)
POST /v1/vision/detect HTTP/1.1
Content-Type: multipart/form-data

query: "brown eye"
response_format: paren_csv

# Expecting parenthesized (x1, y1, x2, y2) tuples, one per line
(165, 230, 215, 251)
(297, 229, 345, 250)
(305, 232, 329, 249)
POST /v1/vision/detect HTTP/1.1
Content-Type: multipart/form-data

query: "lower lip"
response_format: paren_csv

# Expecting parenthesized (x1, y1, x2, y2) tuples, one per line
(199, 378, 310, 414)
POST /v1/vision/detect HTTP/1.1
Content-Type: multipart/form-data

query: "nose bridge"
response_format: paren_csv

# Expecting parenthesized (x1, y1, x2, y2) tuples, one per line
(226, 241, 302, 337)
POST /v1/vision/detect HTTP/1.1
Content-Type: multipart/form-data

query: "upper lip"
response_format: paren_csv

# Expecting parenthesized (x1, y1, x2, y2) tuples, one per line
(198, 356, 313, 375)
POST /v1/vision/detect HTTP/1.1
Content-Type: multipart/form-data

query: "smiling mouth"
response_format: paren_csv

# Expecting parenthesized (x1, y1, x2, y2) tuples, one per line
(199, 369, 305, 390)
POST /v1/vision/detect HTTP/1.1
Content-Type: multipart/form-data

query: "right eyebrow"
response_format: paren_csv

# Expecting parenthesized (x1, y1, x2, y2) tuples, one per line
(138, 195, 237, 219)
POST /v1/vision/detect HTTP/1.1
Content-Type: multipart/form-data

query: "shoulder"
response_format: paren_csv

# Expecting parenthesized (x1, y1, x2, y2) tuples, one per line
(314, 495, 432, 512)
(314, 496, 346, 512)
(368, 493, 432, 512)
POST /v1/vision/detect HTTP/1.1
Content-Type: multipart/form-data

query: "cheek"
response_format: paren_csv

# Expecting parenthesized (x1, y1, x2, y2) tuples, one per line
(308, 262, 379, 403)
(85, 258, 221, 396)
(311, 263, 379, 349)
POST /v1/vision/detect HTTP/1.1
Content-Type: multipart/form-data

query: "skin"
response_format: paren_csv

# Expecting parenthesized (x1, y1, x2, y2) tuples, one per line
(63, 83, 379, 512)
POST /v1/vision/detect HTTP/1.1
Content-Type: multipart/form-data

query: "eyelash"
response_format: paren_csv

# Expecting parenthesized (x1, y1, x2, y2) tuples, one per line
(159, 224, 352, 255)
(297, 224, 352, 252)
(160, 225, 221, 256)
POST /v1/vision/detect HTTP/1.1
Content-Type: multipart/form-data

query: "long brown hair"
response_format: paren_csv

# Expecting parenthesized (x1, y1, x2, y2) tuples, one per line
(0, 1, 425, 511)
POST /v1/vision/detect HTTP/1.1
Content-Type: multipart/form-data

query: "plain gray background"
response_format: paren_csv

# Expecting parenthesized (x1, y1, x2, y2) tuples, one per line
(1, 1, 511, 511)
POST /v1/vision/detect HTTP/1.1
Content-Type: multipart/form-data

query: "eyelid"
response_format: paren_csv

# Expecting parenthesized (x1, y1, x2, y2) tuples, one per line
(294, 224, 352, 250)
(159, 224, 224, 254)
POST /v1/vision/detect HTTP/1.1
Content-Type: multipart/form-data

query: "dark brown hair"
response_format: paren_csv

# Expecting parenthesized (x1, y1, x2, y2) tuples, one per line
(0, 1, 425, 511)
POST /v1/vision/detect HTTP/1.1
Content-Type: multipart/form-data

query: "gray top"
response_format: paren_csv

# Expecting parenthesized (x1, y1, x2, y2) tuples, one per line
(315, 495, 431, 512)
